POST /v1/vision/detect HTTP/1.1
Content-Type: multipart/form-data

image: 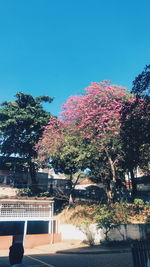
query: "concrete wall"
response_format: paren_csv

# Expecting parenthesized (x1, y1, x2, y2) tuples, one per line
(60, 224, 87, 240)
(60, 223, 150, 243)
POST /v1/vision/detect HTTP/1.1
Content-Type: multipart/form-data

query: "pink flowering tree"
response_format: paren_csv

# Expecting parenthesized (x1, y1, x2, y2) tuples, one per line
(37, 117, 64, 162)
(60, 82, 133, 200)
(37, 82, 133, 202)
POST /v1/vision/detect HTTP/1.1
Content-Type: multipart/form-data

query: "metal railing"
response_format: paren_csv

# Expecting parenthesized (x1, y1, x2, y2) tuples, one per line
(132, 241, 150, 267)
(0, 199, 53, 221)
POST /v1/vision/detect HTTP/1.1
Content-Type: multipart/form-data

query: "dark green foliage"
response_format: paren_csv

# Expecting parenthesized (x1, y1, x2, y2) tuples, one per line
(132, 64, 150, 96)
(0, 92, 53, 184)
(120, 97, 150, 195)
(121, 99, 148, 167)
(17, 187, 32, 197)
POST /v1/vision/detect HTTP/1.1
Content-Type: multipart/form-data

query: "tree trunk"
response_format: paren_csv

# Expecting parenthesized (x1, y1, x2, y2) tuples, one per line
(107, 155, 116, 183)
(69, 173, 81, 204)
(129, 168, 137, 197)
(68, 173, 73, 204)
(29, 161, 37, 186)
(69, 194, 73, 204)
(105, 179, 113, 203)
(104, 152, 116, 202)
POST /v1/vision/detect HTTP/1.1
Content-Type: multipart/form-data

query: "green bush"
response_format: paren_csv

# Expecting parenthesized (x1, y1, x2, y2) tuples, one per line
(39, 191, 50, 197)
(134, 198, 144, 205)
(94, 205, 116, 241)
(17, 187, 32, 197)
(94, 203, 129, 241)
(75, 219, 95, 246)
(145, 201, 150, 206)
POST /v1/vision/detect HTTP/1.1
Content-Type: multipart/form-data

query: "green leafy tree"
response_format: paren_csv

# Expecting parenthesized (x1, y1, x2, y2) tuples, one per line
(120, 97, 150, 196)
(0, 92, 53, 185)
(132, 64, 150, 97)
(131, 65, 150, 176)
(120, 65, 150, 196)
(36, 118, 93, 201)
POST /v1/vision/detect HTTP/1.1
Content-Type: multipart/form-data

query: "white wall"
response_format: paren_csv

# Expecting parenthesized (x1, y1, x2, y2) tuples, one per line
(59, 223, 147, 242)
(59, 224, 86, 240)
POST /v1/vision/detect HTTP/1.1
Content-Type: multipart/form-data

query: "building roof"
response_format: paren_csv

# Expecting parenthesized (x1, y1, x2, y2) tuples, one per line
(79, 178, 96, 185)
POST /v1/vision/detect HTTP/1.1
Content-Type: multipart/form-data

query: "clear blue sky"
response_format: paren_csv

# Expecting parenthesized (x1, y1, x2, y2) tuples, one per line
(0, 0, 150, 116)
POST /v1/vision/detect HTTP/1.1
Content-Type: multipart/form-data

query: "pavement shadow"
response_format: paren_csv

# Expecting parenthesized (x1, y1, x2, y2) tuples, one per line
(56, 244, 131, 255)
(0, 256, 9, 267)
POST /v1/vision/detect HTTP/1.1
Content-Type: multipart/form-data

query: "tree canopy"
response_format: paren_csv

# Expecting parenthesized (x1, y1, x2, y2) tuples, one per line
(132, 64, 150, 97)
(37, 82, 133, 201)
(0, 92, 53, 184)
(60, 82, 132, 181)
(33, 79, 150, 201)
(36, 117, 91, 178)
(121, 89, 150, 195)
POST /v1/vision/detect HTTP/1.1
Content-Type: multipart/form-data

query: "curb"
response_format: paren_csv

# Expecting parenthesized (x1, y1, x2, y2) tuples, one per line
(56, 248, 131, 255)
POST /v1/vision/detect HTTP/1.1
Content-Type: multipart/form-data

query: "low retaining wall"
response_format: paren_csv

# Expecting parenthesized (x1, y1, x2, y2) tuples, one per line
(60, 223, 150, 243)
(0, 236, 13, 249)
(24, 233, 62, 249)
(0, 233, 62, 250)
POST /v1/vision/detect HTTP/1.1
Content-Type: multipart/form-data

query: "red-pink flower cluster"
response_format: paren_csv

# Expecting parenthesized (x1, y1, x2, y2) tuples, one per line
(36, 82, 134, 160)
(36, 117, 65, 159)
(60, 82, 131, 143)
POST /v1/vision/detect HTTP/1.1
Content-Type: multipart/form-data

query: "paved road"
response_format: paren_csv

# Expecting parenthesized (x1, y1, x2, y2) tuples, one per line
(0, 252, 133, 267)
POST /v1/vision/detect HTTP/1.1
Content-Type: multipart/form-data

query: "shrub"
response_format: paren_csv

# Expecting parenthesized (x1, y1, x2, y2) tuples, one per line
(113, 202, 128, 224)
(75, 219, 95, 246)
(94, 203, 129, 241)
(145, 201, 150, 206)
(134, 198, 144, 205)
(39, 191, 50, 197)
(94, 205, 116, 241)
(17, 187, 32, 197)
